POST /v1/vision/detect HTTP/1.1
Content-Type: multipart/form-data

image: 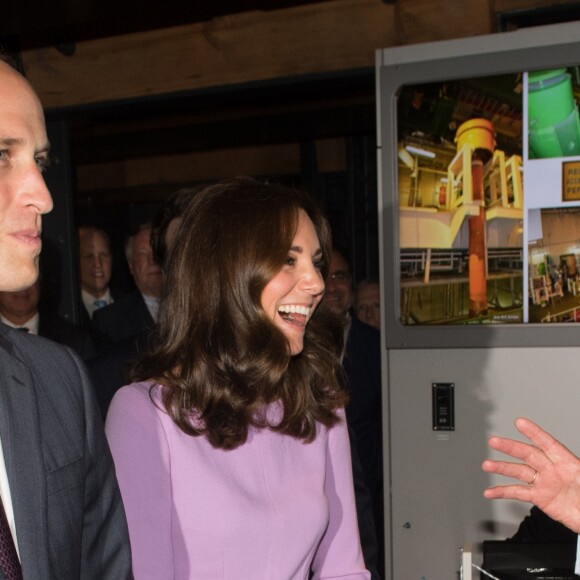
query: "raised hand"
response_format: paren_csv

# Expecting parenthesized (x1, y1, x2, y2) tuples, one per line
(482, 417, 580, 534)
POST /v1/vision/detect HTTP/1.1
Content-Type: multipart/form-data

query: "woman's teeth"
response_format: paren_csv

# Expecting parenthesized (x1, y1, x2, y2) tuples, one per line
(278, 305, 310, 316)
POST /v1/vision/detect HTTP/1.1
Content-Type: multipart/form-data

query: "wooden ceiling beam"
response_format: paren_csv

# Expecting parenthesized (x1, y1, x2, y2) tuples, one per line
(22, 0, 397, 109)
(4, 1, 340, 50)
(20, 0, 579, 111)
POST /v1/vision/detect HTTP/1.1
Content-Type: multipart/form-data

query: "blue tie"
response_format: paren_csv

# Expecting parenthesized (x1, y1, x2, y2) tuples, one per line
(93, 299, 108, 310)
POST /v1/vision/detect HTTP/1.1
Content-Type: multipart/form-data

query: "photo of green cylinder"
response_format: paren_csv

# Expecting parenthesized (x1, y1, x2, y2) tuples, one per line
(528, 68, 580, 159)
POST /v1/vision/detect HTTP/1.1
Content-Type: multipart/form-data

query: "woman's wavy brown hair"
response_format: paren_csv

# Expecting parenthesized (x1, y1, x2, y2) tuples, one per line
(131, 177, 347, 449)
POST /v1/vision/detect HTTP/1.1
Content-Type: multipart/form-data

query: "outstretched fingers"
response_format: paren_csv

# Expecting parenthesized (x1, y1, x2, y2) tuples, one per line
(483, 481, 535, 501)
(514, 417, 576, 464)
(481, 454, 540, 503)
(482, 457, 537, 485)
(482, 418, 580, 533)
(486, 434, 552, 474)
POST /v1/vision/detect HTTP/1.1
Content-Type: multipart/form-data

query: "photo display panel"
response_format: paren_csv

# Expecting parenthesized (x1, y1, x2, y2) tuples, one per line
(396, 68, 580, 326)
(378, 23, 580, 346)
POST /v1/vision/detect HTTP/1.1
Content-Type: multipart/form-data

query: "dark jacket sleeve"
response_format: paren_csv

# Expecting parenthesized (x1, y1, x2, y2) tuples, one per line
(509, 506, 577, 543)
(348, 423, 382, 579)
(71, 353, 134, 578)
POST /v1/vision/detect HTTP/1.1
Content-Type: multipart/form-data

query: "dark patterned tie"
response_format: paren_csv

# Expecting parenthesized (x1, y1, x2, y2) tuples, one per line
(0, 497, 22, 580)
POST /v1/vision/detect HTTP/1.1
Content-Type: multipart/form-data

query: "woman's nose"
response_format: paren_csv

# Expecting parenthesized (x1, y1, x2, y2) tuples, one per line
(303, 266, 324, 295)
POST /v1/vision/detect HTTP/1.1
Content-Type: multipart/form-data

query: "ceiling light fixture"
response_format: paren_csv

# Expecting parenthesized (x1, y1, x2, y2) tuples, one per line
(405, 145, 436, 159)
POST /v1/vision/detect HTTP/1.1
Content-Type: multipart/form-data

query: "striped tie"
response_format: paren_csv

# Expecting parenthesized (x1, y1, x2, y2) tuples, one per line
(0, 497, 22, 579)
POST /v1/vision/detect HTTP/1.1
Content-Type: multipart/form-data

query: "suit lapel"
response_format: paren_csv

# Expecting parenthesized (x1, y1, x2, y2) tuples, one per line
(0, 331, 49, 578)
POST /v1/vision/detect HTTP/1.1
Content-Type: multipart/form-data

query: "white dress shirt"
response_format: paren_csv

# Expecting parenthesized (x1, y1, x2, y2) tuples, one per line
(142, 293, 160, 323)
(1, 313, 39, 335)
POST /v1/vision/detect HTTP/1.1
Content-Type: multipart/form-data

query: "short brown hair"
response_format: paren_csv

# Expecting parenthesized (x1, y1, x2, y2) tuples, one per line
(132, 177, 347, 449)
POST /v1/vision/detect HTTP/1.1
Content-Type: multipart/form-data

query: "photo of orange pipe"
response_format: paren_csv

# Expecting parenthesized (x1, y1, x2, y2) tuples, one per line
(468, 158, 488, 316)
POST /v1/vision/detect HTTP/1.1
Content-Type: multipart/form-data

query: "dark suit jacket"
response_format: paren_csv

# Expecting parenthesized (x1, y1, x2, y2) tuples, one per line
(38, 311, 97, 361)
(0, 323, 132, 579)
(87, 332, 149, 419)
(78, 288, 124, 334)
(510, 506, 576, 543)
(92, 291, 154, 348)
(79, 303, 92, 333)
(348, 424, 381, 580)
(343, 316, 382, 495)
(342, 315, 384, 578)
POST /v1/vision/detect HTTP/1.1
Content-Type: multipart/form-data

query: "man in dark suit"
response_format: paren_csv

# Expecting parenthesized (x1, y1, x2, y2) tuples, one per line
(87, 187, 199, 416)
(93, 225, 162, 346)
(325, 248, 382, 495)
(324, 247, 384, 578)
(0, 280, 96, 361)
(0, 55, 132, 578)
(87, 187, 198, 416)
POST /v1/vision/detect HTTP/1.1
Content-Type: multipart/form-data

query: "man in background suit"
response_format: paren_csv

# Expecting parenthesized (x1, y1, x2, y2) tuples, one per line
(88, 187, 197, 417)
(0, 279, 96, 361)
(325, 248, 383, 495)
(0, 55, 132, 578)
(324, 247, 384, 578)
(93, 225, 162, 346)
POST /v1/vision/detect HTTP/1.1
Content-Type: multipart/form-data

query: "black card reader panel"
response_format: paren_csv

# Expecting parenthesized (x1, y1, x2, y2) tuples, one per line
(432, 382, 455, 431)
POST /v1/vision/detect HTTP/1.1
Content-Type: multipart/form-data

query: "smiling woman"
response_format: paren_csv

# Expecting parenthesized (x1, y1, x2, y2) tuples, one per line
(128, 177, 346, 449)
(260, 209, 325, 355)
(105, 177, 370, 579)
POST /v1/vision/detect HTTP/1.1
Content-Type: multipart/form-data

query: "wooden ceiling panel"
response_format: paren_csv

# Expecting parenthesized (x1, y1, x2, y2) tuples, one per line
(3, 0, 339, 50)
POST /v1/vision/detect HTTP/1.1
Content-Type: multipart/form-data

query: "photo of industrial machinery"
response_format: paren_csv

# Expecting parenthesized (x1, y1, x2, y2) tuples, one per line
(397, 76, 524, 324)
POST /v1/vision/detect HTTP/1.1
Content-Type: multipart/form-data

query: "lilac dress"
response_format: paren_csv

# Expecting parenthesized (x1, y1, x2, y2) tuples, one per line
(106, 382, 370, 580)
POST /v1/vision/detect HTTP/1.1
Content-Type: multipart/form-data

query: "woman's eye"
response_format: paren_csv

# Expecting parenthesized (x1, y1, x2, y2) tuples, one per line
(314, 259, 325, 271)
(285, 256, 296, 266)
